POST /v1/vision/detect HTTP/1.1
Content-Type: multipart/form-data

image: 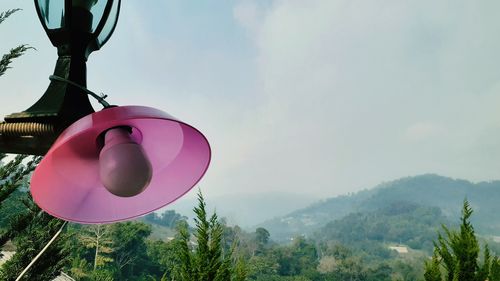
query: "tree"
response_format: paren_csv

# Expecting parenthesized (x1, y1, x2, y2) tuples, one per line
(0, 11, 68, 279)
(0, 211, 69, 281)
(254, 227, 271, 256)
(275, 236, 319, 277)
(491, 257, 500, 281)
(143, 210, 187, 228)
(65, 221, 154, 281)
(145, 239, 178, 279)
(109, 221, 152, 280)
(0, 10, 38, 246)
(423, 251, 442, 281)
(0, 9, 32, 78)
(0, 154, 70, 281)
(0, 10, 36, 237)
(255, 227, 270, 245)
(424, 200, 496, 281)
(78, 225, 114, 271)
(172, 190, 246, 281)
(0, 155, 40, 239)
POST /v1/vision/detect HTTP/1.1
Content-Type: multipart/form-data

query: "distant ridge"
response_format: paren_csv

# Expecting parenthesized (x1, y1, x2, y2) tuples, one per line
(257, 174, 500, 241)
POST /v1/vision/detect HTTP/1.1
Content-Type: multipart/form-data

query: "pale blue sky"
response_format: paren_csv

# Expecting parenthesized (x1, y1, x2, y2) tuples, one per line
(1, 0, 500, 207)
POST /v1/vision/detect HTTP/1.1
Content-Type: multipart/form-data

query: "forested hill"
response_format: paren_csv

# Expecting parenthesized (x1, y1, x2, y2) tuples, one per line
(258, 174, 500, 241)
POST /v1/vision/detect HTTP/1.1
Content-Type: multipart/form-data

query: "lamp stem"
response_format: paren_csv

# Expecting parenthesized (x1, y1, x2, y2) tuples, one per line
(15, 221, 68, 281)
(4, 54, 95, 130)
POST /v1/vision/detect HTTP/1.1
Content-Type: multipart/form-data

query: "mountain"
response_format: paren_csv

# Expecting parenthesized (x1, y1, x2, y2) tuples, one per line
(162, 191, 319, 227)
(258, 174, 500, 241)
(316, 202, 450, 253)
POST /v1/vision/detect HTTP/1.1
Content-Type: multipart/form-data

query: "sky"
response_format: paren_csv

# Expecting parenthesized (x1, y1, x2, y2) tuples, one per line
(1, 0, 500, 210)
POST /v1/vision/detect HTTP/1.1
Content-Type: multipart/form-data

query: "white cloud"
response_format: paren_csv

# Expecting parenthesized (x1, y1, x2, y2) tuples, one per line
(233, 1, 261, 33)
(404, 122, 442, 142)
(2, 0, 500, 201)
(228, 0, 500, 195)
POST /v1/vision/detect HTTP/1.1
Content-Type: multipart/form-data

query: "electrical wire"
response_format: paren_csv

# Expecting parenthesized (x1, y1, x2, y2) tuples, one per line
(15, 220, 68, 281)
(49, 75, 112, 108)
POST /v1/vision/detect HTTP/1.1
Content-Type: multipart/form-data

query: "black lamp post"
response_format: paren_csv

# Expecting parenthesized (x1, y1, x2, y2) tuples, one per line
(0, 0, 121, 155)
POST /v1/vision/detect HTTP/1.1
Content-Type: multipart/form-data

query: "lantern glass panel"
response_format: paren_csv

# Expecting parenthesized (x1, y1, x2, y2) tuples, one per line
(97, 0, 119, 47)
(71, 0, 107, 33)
(37, 0, 65, 30)
(88, 0, 107, 33)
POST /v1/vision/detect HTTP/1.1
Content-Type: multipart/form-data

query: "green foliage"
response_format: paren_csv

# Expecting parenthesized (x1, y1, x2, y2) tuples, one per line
(275, 236, 318, 276)
(491, 257, 500, 281)
(247, 255, 280, 278)
(262, 175, 500, 241)
(68, 256, 92, 280)
(0, 8, 20, 24)
(0, 11, 64, 279)
(390, 259, 423, 281)
(78, 225, 114, 270)
(255, 227, 270, 245)
(0, 8, 33, 78)
(145, 239, 177, 278)
(143, 210, 187, 228)
(424, 251, 442, 281)
(171, 190, 245, 281)
(0, 212, 68, 281)
(0, 173, 486, 281)
(233, 256, 248, 281)
(318, 202, 447, 253)
(88, 269, 115, 281)
(254, 227, 270, 256)
(0, 155, 39, 204)
(0, 154, 68, 281)
(0, 156, 40, 234)
(424, 200, 499, 281)
(0, 45, 32, 77)
(109, 221, 152, 280)
(65, 221, 154, 280)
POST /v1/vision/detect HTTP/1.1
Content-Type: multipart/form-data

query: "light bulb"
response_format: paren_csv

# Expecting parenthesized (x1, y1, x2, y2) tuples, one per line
(99, 127, 152, 197)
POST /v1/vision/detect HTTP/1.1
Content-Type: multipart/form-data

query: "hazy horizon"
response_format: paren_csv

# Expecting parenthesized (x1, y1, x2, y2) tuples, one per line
(1, 1, 499, 203)
(167, 172, 499, 228)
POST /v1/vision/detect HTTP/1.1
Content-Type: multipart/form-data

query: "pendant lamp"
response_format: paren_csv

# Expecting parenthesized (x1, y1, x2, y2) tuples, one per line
(0, 0, 211, 223)
(31, 106, 211, 223)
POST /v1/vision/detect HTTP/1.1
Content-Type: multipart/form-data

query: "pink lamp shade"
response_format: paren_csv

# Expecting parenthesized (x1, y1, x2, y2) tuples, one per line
(30, 106, 211, 224)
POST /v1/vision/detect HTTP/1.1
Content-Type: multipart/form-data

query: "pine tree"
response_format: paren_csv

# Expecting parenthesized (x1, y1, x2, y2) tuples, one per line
(172, 191, 246, 281)
(0, 11, 36, 239)
(0, 211, 69, 281)
(424, 200, 497, 281)
(0, 155, 41, 246)
(232, 257, 248, 281)
(0, 155, 39, 209)
(0, 9, 20, 24)
(424, 250, 442, 281)
(0, 9, 32, 78)
(0, 9, 68, 280)
(491, 257, 500, 281)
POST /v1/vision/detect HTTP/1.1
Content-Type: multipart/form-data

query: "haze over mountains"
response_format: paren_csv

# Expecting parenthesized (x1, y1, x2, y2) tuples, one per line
(165, 191, 319, 227)
(163, 174, 500, 243)
(256, 174, 500, 241)
(138, 174, 500, 280)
